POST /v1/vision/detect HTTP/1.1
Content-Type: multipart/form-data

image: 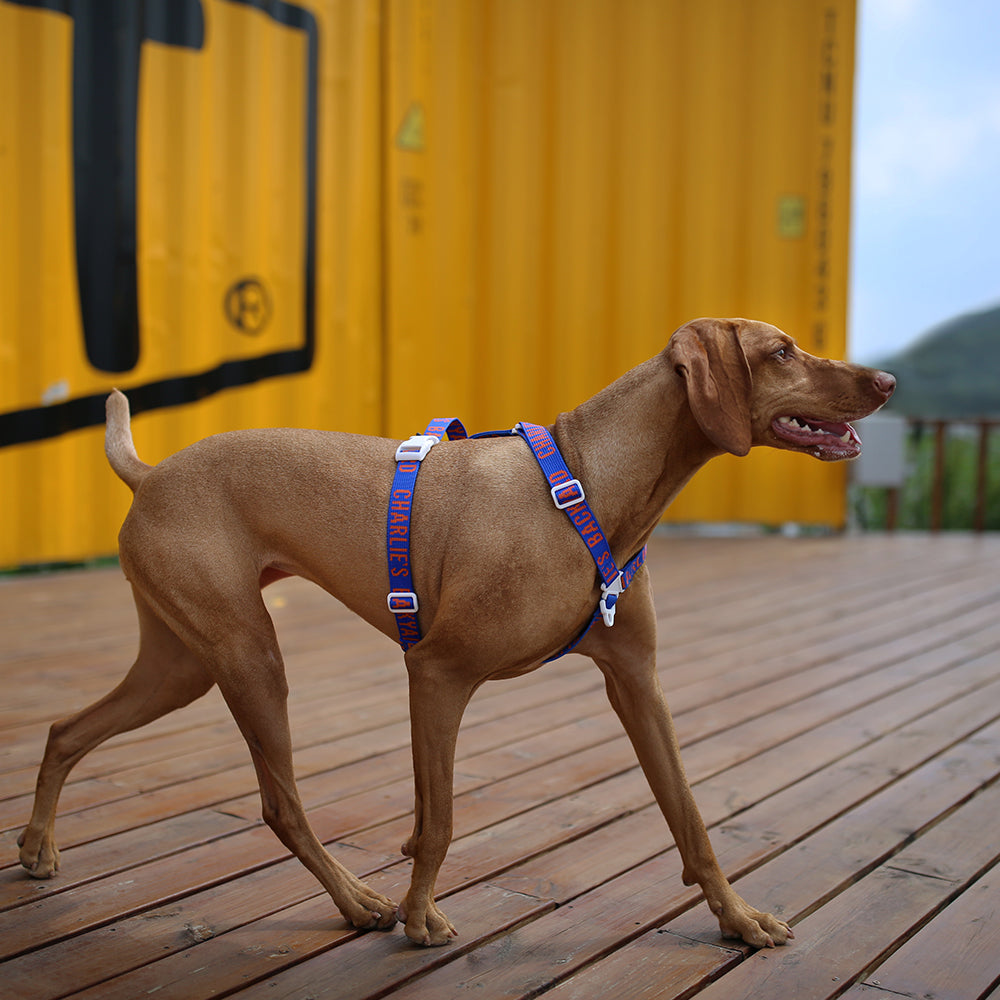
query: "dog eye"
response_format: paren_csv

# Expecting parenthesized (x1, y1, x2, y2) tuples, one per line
(772, 346, 789, 361)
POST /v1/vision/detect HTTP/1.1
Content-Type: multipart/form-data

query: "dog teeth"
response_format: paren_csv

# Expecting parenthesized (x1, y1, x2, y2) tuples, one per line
(779, 416, 851, 442)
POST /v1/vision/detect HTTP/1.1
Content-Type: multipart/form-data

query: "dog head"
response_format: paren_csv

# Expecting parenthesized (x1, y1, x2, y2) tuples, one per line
(666, 318, 895, 461)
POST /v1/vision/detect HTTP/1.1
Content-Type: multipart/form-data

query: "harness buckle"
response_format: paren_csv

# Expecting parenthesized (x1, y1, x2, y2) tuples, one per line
(550, 478, 585, 509)
(395, 435, 439, 463)
(387, 591, 419, 614)
(599, 572, 625, 627)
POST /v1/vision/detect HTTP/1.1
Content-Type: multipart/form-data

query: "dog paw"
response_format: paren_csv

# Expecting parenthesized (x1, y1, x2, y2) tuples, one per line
(340, 884, 399, 932)
(397, 897, 458, 947)
(17, 827, 60, 879)
(713, 894, 794, 949)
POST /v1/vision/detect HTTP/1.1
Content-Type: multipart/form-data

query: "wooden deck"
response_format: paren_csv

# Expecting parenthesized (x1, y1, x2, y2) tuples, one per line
(2, 533, 1000, 1000)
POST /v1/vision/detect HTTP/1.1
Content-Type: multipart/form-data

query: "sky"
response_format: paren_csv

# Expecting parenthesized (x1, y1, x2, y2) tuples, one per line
(849, 0, 1000, 361)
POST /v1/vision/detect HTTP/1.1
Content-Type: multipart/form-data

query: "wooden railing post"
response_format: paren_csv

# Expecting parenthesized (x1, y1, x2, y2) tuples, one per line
(892, 418, 995, 532)
(931, 421, 947, 533)
(886, 487, 899, 532)
(975, 422, 991, 533)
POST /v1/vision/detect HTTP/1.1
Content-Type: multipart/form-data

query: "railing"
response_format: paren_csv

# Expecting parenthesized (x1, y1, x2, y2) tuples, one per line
(881, 419, 999, 532)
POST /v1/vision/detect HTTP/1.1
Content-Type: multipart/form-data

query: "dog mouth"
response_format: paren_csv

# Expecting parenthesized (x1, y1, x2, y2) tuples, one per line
(771, 415, 862, 461)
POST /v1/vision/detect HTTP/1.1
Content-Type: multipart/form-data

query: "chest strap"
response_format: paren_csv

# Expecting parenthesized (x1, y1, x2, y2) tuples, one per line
(387, 418, 468, 650)
(386, 419, 646, 656)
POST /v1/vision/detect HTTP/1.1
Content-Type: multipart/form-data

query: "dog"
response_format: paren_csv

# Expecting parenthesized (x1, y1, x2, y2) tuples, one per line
(19, 318, 894, 948)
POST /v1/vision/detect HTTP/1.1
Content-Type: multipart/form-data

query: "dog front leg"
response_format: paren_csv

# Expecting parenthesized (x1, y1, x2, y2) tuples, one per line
(595, 650, 793, 948)
(398, 657, 473, 946)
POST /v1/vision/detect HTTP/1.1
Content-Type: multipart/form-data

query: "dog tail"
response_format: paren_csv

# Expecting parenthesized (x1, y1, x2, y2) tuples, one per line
(105, 390, 151, 492)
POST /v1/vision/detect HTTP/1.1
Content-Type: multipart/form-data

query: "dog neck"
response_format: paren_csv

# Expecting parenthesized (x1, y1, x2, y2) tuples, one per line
(552, 351, 723, 558)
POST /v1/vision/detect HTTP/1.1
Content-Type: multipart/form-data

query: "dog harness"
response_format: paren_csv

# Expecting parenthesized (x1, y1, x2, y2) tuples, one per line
(386, 419, 647, 659)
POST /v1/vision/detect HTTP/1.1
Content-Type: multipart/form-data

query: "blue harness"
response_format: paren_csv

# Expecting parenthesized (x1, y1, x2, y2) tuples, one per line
(386, 419, 647, 659)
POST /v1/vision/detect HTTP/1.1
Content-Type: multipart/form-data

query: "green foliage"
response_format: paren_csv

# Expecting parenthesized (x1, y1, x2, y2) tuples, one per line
(850, 423, 1000, 531)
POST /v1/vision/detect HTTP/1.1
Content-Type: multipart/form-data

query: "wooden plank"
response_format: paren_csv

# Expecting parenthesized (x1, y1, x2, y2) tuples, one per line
(0, 668, 608, 851)
(477, 674, 1000, 907)
(0, 664, 607, 835)
(0, 826, 302, 960)
(383, 652, 1000, 886)
(0, 568, 134, 666)
(0, 808, 249, 915)
(2, 537, 1000, 1000)
(0, 847, 378, 1000)
(691, 671, 1000, 821)
(7, 582, 987, 846)
(0, 686, 627, 911)
(68, 882, 552, 1000)
(850, 868, 1000, 1000)
(1, 540, 992, 812)
(371, 714, 1000, 1000)
(646, 537, 978, 635)
(666, 595, 1000, 720)
(3, 617, 997, 974)
(542, 932, 741, 1000)
(0, 714, 640, 951)
(686, 782, 1000, 1000)
(681, 643, 1000, 781)
(655, 572, 1000, 704)
(4, 620, 988, 886)
(384, 712, 992, 996)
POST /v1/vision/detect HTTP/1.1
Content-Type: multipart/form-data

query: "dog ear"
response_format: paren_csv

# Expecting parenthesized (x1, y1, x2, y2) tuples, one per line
(666, 319, 753, 456)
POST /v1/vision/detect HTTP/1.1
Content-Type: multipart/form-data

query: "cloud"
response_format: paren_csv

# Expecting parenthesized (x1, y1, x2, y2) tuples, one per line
(854, 0, 1000, 202)
(850, 0, 1000, 359)
(864, 0, 923, 30)
(855, 88, 1000, 201)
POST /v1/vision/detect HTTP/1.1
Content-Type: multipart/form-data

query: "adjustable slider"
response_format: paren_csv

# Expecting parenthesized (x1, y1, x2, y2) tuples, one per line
(387, 591, 419, 614)
(395, 435, 439, 463)
(599, 572, 625, 627)
(550, 478, 585, 509)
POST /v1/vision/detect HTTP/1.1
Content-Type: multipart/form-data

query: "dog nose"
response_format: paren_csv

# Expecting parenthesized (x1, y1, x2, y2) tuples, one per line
(874, 371, 896, 398)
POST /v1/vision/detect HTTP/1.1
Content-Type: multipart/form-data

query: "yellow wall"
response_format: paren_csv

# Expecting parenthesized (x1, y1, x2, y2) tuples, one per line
(0, 0, 856, 567)
(383, 0, 857, 524)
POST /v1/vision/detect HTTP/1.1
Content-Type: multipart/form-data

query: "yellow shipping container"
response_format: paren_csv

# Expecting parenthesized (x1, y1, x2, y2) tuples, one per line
(0, 0, 856, 567)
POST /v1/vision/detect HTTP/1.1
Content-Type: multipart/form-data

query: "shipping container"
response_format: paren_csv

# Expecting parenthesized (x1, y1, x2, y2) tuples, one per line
(0, 0, 856, 567)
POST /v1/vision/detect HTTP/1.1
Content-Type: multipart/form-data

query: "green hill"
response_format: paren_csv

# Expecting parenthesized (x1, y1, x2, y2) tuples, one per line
(873, 302, 1000, 418)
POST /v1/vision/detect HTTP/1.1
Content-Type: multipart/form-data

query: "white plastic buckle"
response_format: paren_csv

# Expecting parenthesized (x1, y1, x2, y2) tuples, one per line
(395, 435, 439, 463)
(550, 478, 585, 509)
(387, 591, 419, 614)
(599, 572, 624, 627)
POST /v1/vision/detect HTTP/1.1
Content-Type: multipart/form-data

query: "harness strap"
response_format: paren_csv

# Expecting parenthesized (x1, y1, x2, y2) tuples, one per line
(387, 418, 467, 650)
(385, 418, 646, 657)
(550, 545, 647, 660)
(514, 422, 647, 659)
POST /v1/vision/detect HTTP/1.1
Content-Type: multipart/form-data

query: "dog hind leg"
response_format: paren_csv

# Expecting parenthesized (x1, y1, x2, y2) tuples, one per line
(185, 594, 398, 933)
(19, 591, 215, 877)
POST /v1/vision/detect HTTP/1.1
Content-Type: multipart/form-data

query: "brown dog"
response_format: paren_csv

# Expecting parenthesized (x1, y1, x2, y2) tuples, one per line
(19, 318, 894, 948)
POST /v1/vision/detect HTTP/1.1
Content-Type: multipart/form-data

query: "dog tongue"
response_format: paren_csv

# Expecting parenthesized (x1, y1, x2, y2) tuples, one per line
(809, 418, 853, 437)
